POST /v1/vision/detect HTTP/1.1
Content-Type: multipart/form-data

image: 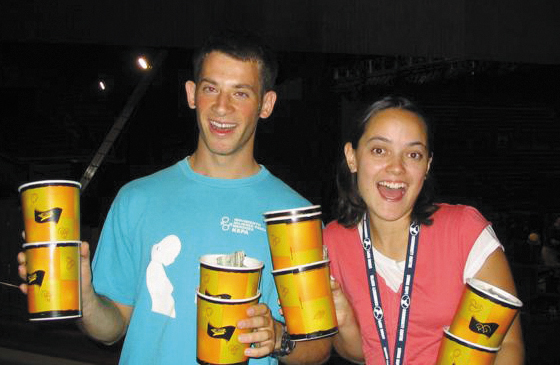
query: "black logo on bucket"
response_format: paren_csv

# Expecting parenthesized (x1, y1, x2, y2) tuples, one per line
(205, 290, 232, 300)
(34, 208, 63, 224)
(27, 270, 46, 286)
(207, 323, 236, 341)
(469, 316, 499, 338)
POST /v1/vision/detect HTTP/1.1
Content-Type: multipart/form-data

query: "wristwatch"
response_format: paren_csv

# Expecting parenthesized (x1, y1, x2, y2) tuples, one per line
(271, 323, 296, 358)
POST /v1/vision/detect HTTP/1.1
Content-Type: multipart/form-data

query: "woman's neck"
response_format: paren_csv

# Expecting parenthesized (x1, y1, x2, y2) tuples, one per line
(368, 214, 412, 261)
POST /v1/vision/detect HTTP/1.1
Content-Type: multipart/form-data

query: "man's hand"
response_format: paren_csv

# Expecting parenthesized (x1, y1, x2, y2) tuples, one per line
(236, 303, 280, 358)
(18, 241, 93, 296)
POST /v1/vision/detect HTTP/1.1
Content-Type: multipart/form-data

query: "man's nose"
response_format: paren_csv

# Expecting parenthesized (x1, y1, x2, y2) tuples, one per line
(212, 92, 232, 115)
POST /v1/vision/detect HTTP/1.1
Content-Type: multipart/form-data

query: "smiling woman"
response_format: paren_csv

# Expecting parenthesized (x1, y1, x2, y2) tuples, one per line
(343, 107, 432, 226)
(323, 95, 525, 365)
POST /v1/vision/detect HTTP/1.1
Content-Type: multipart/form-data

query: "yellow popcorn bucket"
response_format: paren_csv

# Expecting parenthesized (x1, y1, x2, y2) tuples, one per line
(272, 259, 338, 341)
(23, 241, 82, 321)
(199, 254, 263, 300)
(196, 291, 260, 365)
(436, 327, 499, 364)
(19, 180, 81, 243)
(263, 205, 324, 270)
(449, 278, 522, 348)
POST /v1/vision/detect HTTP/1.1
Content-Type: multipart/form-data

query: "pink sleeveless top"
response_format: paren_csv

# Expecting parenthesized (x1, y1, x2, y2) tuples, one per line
(324, 204, 491, 364)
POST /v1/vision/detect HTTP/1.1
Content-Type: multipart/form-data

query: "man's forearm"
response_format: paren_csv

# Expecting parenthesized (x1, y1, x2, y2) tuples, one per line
(78, 288, 130, 345)
(279, 338, 332, 365)
(275, 320, 332, 365)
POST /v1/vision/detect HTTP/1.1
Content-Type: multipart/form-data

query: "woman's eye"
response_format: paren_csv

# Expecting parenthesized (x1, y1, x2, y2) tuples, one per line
(409, 152, 423, 159)
(372, 148, 384, 155)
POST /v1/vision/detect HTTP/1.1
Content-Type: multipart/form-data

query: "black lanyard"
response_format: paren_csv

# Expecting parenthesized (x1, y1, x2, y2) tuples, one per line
(361, 213, 421, 365)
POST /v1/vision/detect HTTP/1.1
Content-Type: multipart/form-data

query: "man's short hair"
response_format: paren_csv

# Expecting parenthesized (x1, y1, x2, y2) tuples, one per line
(192, 30, 278, 93)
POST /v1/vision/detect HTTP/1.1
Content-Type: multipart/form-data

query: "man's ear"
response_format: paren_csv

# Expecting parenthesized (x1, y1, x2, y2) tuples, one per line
(344, 142, 357, 173)
(185, 81, 196, 109)
(259, 90, 277, 119)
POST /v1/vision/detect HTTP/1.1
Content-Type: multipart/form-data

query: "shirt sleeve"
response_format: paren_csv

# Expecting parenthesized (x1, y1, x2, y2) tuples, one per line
(463, 225, 504, 283)
(91, 186, 140, 306)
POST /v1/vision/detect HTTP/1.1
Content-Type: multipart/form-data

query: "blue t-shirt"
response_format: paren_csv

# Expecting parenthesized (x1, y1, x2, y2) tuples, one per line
(92, 159, 311, 364)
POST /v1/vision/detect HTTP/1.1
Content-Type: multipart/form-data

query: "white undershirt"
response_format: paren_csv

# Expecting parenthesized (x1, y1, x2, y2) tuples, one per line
(357, 224, 503, 293)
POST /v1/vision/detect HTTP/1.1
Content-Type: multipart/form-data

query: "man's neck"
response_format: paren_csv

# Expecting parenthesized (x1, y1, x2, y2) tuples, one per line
(188, 150, 260, 179)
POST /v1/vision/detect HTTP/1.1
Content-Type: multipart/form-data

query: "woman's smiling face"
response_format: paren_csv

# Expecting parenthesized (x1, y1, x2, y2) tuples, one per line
(344, 107, 432, 224)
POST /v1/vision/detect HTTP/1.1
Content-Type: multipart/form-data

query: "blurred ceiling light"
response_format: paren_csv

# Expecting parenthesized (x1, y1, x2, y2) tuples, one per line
(98, 80, 107, 91)
(137, 56, 150, 70)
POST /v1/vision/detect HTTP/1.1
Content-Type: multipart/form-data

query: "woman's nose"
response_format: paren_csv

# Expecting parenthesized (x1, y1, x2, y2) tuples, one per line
(386, 154, 405, 174)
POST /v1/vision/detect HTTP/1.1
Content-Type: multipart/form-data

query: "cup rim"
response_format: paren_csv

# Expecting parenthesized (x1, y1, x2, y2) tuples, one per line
(196, 289, 261, 304)
(23, 240, 81, 248)
(272, 259, 330, 275)
(199, 254, 263, 271)
(18, 180, 81, 193)
(467, 278, 523, 308)
(442, 327, 501, 352)
(264, 211, 322, 224)
(263, 205, 321, 218)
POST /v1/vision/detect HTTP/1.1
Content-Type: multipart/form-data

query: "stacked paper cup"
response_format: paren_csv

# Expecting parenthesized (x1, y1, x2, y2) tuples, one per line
(436, 278, 523, 364)
(263, 205, 338, 341)
(18, 180, 82, 321)
(196, 253, 263, 365)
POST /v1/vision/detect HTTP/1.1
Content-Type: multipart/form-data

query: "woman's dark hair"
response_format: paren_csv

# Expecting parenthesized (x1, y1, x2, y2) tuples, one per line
(192, 30, 278, 94)
(335, 95, 439, 227)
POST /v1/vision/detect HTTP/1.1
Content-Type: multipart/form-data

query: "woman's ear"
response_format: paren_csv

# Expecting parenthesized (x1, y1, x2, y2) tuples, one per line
(344, 142, 357, 173)
(426, 155, 433, 176)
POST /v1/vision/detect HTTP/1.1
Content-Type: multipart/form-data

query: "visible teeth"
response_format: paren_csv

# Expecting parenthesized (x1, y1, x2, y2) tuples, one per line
(379, 181, 406, 189)
(211, 120, 235, 129)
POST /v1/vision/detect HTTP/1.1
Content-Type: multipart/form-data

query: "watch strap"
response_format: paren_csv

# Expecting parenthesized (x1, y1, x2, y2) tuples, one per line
(271, 323, 296, 358)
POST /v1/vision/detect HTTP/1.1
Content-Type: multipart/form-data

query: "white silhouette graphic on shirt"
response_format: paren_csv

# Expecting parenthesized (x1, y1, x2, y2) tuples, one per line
(146, 235, 181, 318)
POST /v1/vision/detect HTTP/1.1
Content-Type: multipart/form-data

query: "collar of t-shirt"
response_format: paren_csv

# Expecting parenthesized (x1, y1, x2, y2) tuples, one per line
(357, 224, 501, 293)
(357, 224, 405, 292)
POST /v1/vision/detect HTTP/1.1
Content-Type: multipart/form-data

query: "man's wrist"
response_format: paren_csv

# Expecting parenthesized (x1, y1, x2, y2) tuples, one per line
(271, 322, 296, 358)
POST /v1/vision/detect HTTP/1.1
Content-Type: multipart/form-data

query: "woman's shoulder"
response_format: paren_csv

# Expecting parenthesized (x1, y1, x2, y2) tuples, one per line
(433, 203, 485, 218)
(431, 203, 489, 228)
(324, 220, 358, 238)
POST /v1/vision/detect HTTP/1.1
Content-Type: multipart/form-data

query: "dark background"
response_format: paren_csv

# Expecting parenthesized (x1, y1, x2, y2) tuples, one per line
(1, 1, 559, 364)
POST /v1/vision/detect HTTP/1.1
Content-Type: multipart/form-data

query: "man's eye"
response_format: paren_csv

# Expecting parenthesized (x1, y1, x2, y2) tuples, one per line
(235, 91, 249, 98)
(372, 148, 384, 155)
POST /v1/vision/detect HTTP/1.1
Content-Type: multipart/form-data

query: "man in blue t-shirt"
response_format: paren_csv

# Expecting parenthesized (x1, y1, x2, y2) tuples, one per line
(18, 31, 332, 364)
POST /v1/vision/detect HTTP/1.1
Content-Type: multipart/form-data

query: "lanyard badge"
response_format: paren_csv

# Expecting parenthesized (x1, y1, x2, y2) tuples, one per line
(361, 213, 421, 365)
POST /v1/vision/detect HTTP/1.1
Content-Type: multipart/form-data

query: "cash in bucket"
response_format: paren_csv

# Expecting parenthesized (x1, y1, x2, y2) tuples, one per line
(199, 254, 263, 300)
